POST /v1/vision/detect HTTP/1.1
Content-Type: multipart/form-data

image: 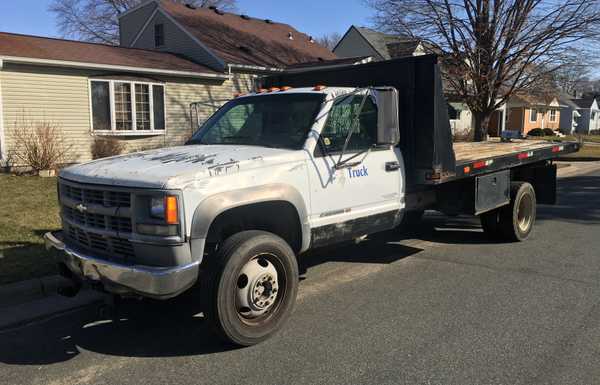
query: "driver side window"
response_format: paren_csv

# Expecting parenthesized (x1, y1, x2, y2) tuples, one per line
(320, 95, 378, 153)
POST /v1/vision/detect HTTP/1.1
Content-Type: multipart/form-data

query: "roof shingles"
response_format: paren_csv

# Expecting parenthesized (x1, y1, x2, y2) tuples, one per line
(158, 0, 337, 68)
(0, 32, 218, 75)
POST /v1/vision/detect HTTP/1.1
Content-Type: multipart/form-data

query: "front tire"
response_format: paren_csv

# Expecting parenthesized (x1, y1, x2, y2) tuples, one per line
(202, 230, 299, 346)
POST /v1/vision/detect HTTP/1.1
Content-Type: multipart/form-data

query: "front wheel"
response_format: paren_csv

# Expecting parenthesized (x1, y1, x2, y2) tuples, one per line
(201, 230, 299, 346)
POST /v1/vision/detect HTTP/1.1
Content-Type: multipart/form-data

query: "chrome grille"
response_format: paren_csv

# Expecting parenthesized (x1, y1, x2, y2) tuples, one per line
(59, 180, 135, 261)
(65, 223, 135, 260)
(61, 184, 131, 207)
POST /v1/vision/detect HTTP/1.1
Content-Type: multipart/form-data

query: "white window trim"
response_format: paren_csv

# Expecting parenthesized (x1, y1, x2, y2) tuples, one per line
(529, 108, 538, 123)
(549, 109, 557, 123)
(88, 79, 166, 136)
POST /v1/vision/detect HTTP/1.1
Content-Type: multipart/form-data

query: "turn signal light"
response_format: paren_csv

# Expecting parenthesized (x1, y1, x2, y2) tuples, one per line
(165, 196, 179, 224)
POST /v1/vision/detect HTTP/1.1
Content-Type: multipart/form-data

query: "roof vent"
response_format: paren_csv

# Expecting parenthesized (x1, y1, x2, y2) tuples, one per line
(265, 19, 273, 24)
(240, 14, 251, 20)
(309, 36, 315, 43)
(238, 45, 252, 54)
(209, 6, 224, 15)
(185, 3, 196, 9)
(288, 32, 294, 40)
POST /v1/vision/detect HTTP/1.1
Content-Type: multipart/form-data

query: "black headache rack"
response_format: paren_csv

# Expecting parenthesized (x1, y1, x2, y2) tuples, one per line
(262, 55, 455, 191)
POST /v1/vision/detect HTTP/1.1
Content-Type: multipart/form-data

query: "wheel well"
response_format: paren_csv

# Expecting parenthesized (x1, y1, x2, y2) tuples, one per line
(206, 201, 303, 253)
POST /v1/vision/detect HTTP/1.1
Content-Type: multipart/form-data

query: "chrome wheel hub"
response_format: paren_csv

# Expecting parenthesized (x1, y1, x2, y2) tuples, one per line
(236, 255, 279, 318)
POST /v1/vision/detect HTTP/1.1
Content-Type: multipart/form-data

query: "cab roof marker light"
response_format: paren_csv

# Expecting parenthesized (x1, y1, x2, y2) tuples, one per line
(257, 88, 268, 93)
(280, 86, 292, 91)
(313, 85, 327, 91)
(268, 87, 280, 92)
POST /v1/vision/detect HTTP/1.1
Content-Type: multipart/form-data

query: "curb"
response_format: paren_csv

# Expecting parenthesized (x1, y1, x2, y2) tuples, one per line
(0, 275, 107, 331)
(0, 289, 106, 332)
(0, 275, 70, 309)
(558, 157, 600, 162)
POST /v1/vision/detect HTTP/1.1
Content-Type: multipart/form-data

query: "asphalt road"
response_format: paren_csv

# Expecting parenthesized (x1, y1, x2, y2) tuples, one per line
(1, 163, 600, 385)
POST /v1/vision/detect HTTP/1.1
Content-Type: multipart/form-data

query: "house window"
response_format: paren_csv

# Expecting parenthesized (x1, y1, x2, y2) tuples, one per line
(549, 109, 557, 122)
(154, 24, 164, 47)
(530, 109, 538, 123)
(592, 111, 597, 121)
(321, 95, 378, 153)
(90, 80, 166, 134)
(448, 104, 459, 120)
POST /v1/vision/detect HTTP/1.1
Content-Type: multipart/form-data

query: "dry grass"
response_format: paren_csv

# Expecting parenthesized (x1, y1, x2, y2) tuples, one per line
(0, 174, 61, 285)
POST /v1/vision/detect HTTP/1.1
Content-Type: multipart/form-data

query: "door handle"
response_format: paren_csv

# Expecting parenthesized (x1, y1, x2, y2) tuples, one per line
(385, 161, 400, 172)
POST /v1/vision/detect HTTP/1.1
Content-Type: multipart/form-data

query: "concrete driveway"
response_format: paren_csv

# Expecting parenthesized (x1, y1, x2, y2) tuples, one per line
(1, 163, 599, 385)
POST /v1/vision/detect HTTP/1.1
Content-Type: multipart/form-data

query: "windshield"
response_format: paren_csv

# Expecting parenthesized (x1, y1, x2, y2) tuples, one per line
(188, 93, 325, 150)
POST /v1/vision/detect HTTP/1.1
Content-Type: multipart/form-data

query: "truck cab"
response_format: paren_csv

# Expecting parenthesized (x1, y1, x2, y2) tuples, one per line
(45, 86, 406, 345)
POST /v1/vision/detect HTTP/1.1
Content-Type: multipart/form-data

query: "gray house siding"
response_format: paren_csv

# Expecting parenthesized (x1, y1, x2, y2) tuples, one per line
(125, 9, 225, 71)
(118, 2, 159, 46)
(576, 109, 590, 134)
(333, 28, 382, 60)
(559, 106, 574, 134)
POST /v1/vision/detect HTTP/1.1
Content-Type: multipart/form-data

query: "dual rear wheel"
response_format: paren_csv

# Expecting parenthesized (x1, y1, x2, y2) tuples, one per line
(480, 181, 537, 242)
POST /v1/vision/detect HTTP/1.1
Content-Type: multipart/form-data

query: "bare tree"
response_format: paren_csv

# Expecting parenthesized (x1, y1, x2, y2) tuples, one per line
(366, 0, 600, 141)
(49, 0, 238, 44)
(316, 32, 343, 51)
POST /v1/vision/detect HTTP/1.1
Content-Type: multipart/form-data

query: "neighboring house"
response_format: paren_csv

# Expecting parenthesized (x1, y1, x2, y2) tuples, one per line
(119, 0, 336, 72)
(489, 94, 561, 136)
(446, 96, 473, 137)
(571, 98, 600, 134)
(333, 26, 430, 61)
(558, 97, 581, 134)
(0, 1, 337, 166)
(0, 32, 236, 164)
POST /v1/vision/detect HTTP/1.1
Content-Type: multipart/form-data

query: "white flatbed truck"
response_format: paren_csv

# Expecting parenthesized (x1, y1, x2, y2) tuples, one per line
(45, 55, 579, 346)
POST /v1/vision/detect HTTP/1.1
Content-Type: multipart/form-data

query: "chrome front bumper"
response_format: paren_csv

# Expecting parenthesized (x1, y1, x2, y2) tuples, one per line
(44, 231, 199, 299)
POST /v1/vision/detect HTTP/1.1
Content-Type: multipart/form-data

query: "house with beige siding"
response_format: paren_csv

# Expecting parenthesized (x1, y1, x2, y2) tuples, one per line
(0, 0, 336, 167)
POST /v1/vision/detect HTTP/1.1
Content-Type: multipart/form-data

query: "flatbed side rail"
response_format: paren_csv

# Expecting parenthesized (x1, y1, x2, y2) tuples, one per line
(426, 141, 580, 184)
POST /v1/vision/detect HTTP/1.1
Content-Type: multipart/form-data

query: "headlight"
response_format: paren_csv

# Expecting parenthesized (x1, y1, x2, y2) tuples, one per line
(136, 195, 180, 237)
(150, 197, 165, 219)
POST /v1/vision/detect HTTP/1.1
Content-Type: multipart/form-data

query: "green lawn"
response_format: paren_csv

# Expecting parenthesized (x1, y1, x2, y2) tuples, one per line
(0, 174, 61, 285)
(560, 144, 600, 159)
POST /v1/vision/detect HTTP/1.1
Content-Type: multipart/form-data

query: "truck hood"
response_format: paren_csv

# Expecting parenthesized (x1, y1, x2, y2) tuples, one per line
(60, 145, 297, 189)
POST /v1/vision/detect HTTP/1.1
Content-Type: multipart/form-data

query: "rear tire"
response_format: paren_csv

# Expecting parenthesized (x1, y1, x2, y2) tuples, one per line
(201, 230, 298, 346)
(498, 182, 536, 242)
(480, 209, 501, 239)
(397, 210, 424, 232)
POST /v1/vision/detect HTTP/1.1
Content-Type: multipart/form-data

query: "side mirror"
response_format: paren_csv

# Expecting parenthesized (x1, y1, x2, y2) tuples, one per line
(374, 87, 400, 145)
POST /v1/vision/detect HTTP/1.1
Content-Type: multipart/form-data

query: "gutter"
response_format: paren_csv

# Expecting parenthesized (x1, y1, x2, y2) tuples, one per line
(228, 63, 285, 74)
(0, 55, 229, 80)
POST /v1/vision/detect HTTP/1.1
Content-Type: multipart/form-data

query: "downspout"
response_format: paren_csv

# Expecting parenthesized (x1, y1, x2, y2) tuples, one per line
(0, 59, 5, 163)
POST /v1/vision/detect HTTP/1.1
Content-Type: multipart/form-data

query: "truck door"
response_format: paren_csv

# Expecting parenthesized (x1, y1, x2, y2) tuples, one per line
(307, 93, 404, 246)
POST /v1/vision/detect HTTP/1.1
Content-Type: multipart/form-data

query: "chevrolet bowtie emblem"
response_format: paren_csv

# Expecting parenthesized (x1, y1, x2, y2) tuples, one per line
(75, 203, 88, 213)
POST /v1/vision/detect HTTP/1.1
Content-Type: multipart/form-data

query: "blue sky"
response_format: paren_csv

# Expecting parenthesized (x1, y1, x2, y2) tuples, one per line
(0, 0, 371, 39)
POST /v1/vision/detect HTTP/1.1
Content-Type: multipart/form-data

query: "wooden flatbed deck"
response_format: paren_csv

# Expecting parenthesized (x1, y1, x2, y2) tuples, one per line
(453, 139, 558, 164)
(431, 138, 582, 183)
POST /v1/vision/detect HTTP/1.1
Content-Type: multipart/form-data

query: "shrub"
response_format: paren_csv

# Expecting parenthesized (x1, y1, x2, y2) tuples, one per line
(10, 114, 72, 172)
(91, 137, 125, 160)
(452, 128, 474, 142)
(528, 128, 544, 136)
(543, 128, 556, 136)
(589, 130, 600, 136)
